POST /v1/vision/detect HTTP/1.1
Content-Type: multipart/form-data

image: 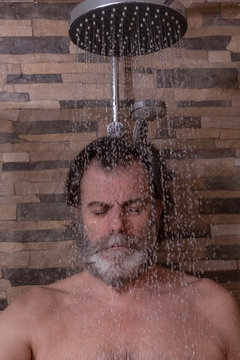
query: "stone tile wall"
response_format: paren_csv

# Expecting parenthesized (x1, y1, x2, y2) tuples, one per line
(0, 0, 240, 311)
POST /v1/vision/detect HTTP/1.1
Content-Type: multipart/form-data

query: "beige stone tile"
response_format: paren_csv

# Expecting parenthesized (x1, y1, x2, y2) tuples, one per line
(3, 152, 29, 163)
(18, 131, 96, 143)
(187, 26, 240, 37)
(176, 128, 220, 139)
(212, 235, 240, 246)
(211, 224, 240, 237)
(167, 158, 235, 178)
(0, 252, 29, 267)
(0, 182, 14, 196)
(215, 139, 240, 149)
(221, 4, 240, 19)
(227, 36, 240, 52)
(0, 279, 11, 292)
(0, 195, 40, 204)
(32, 19, 68, 36)
(0, 26, 32, 37)
(0, 120, 13, 133)
(199, 191, 240, 199)
(1, 168, 68, 183)
(0, 101, 60, 110)
(220, 129, 240, 139)
(15, 181, 65, 195)
(21, 62, 109, 75)
(0, 242, 24, 252)
(151, 138, 215, 150)
(0, 109, 19, 121)
(0, 221, 38, 231)
(7, 286, 33, 305)
(37, 220, 71, 230)
(0, 54, 75, 65)
(208, 51, 231, 63)
(0, 204, 16, 221)
(23, 241, 75, 251)
(201, 117, 240, 129)
(28, 249, 77, 268)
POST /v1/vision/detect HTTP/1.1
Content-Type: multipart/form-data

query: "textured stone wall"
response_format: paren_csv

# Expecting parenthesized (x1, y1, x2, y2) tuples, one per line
(0, 0, 240, 311)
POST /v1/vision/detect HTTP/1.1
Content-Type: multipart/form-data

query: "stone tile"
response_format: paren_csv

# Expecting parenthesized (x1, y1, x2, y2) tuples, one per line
(0, 243, 23, 252)
(163, 148, 236, 160)
(179, 36, 231, 50)
(0, 100, 60, 110)
(0, 250, 29, 268)
(215, 139, 240, 149)
(6, 74, 62, 84)
(201, 117, 240, 129)
(200, 198, 240, 214)
(0, 298, 8, 310)
(180, 259, 237, 272)
(157, 117, 201, 129)
(227, 36, 240, 52)
(17, 203, 73, 221)
(14, 120, 98, 134)
(0, 22, 32, 37)
(15, 181, 64, 195)
(2, 160, 69, 172)
(156, 68, 238, 89)
(203, 12, 240, 26)
(0, 182, 14, 196)
(0, 229, 73, 243)
(0, 120, 13, 133)
(32, 20, 68, 37)
(175, 128, 221, 139)
(29, 249, 77, 268)
(167, 158, 235, 178)
(221, 4, 240, 19)
(0, 279, 11, 291)
(2, 168, 68, 183)
(0, 3, 75, 20)
(0, 205, 16, 221)
(206, 245, 240, 260)
(211, 223, 240, 237)
(2, 267, 77, 286)
(0, 109, 19, 121)
(7, 285, 33, 305)
(202, 270, 240, 283)
(3, 152, 29, 163)
(0, 195, 39, 205)
(231, 53, 240, 62)
(220, 129, 240, 139)
(208, 51, 231, 63)
(0, 37, 69, 54)
(0, 91, 29, 102)
(177, 100, 231, 108)
(0, 221, 38, 232)
(18, 132, 96, 143)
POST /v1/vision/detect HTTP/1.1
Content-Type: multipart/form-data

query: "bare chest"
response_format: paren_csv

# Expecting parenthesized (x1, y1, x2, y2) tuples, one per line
(34, 304, 225, 360)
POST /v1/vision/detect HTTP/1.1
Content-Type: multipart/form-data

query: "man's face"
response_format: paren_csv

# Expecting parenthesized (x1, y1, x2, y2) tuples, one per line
(75, 159, 162, 288)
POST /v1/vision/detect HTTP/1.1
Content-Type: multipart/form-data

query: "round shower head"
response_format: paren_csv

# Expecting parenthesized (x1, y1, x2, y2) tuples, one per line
(69, 0, 188, 57)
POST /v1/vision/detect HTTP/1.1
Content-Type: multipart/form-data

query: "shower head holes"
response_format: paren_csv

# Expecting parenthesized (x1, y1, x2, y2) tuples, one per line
(69, 0, 188, 57)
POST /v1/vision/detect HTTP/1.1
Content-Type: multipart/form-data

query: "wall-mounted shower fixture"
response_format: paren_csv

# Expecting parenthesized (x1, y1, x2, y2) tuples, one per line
(69, 0, 188, 138)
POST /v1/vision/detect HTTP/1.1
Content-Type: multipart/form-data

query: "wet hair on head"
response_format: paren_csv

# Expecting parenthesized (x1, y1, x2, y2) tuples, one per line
(66, 136, 167, 208)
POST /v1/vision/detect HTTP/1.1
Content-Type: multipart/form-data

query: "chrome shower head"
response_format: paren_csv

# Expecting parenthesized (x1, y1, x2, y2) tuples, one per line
(69, 0, 188, 57)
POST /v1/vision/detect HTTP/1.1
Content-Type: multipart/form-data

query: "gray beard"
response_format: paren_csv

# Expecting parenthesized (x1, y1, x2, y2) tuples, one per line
(74, 216, 158, 289)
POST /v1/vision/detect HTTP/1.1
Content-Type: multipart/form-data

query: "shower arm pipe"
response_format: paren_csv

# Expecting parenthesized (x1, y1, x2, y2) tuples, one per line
(111, 56, 119, 124)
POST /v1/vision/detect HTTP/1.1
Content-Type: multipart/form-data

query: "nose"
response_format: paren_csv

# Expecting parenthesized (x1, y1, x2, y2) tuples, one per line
(109, 206, 124, 234)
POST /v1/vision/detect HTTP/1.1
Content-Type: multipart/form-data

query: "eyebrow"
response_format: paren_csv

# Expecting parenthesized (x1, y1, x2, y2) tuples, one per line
(87, 198, 149, 209)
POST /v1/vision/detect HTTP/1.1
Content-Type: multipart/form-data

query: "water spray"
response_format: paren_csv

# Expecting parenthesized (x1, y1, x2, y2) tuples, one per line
(69, 0, 188, 138)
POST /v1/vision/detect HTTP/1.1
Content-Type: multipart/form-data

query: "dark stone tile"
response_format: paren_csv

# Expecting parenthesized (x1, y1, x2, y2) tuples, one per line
(158, 117, 201, 129)
(0, 133, 21, 144)
(207, 245, 240, 260)
(0, 3, 75, 20)
(2, 267, 78, 286)
(201, 270, 240, 283)
(0, 37, 69, 54)
(204, 177, 240, 190)
(203, 12, 240, 26)
(178, 36, 231, 50)
(0, 299, 8, 311)
(60, 100, 110, 109)
(13, 120, 98, 135)
(2, 160, 70, 172)
(231, 53, 240, 62)
(177, 100, 231, 108)
(7, 74, 62, 84)
(37, 194, 66, 203)
(0, 229, 73, 243)
(157, 68, 238, 89)
(17, 203, 73, 221)
(163, 148, 236, 160)
(200, 198, 240, 214)
(0, 91, 29, 102)
(155, 129, 176, 139)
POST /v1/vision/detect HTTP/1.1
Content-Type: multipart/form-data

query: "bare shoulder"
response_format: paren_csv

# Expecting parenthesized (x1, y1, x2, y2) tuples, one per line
(190, 276, 240, 359)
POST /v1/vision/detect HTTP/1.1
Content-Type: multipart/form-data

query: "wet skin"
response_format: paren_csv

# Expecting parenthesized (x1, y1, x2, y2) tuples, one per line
(0, 160, 240, 360)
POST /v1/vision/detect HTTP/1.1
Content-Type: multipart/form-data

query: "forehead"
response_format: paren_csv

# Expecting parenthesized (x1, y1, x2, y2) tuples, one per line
(81, 159, 151, 204)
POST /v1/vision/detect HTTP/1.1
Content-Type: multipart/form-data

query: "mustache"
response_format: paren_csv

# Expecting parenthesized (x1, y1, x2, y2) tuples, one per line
(83, 233, 146, 256)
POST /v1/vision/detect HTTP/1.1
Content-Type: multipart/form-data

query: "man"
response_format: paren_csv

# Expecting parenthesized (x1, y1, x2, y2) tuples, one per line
(0, 136, 239, 359)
